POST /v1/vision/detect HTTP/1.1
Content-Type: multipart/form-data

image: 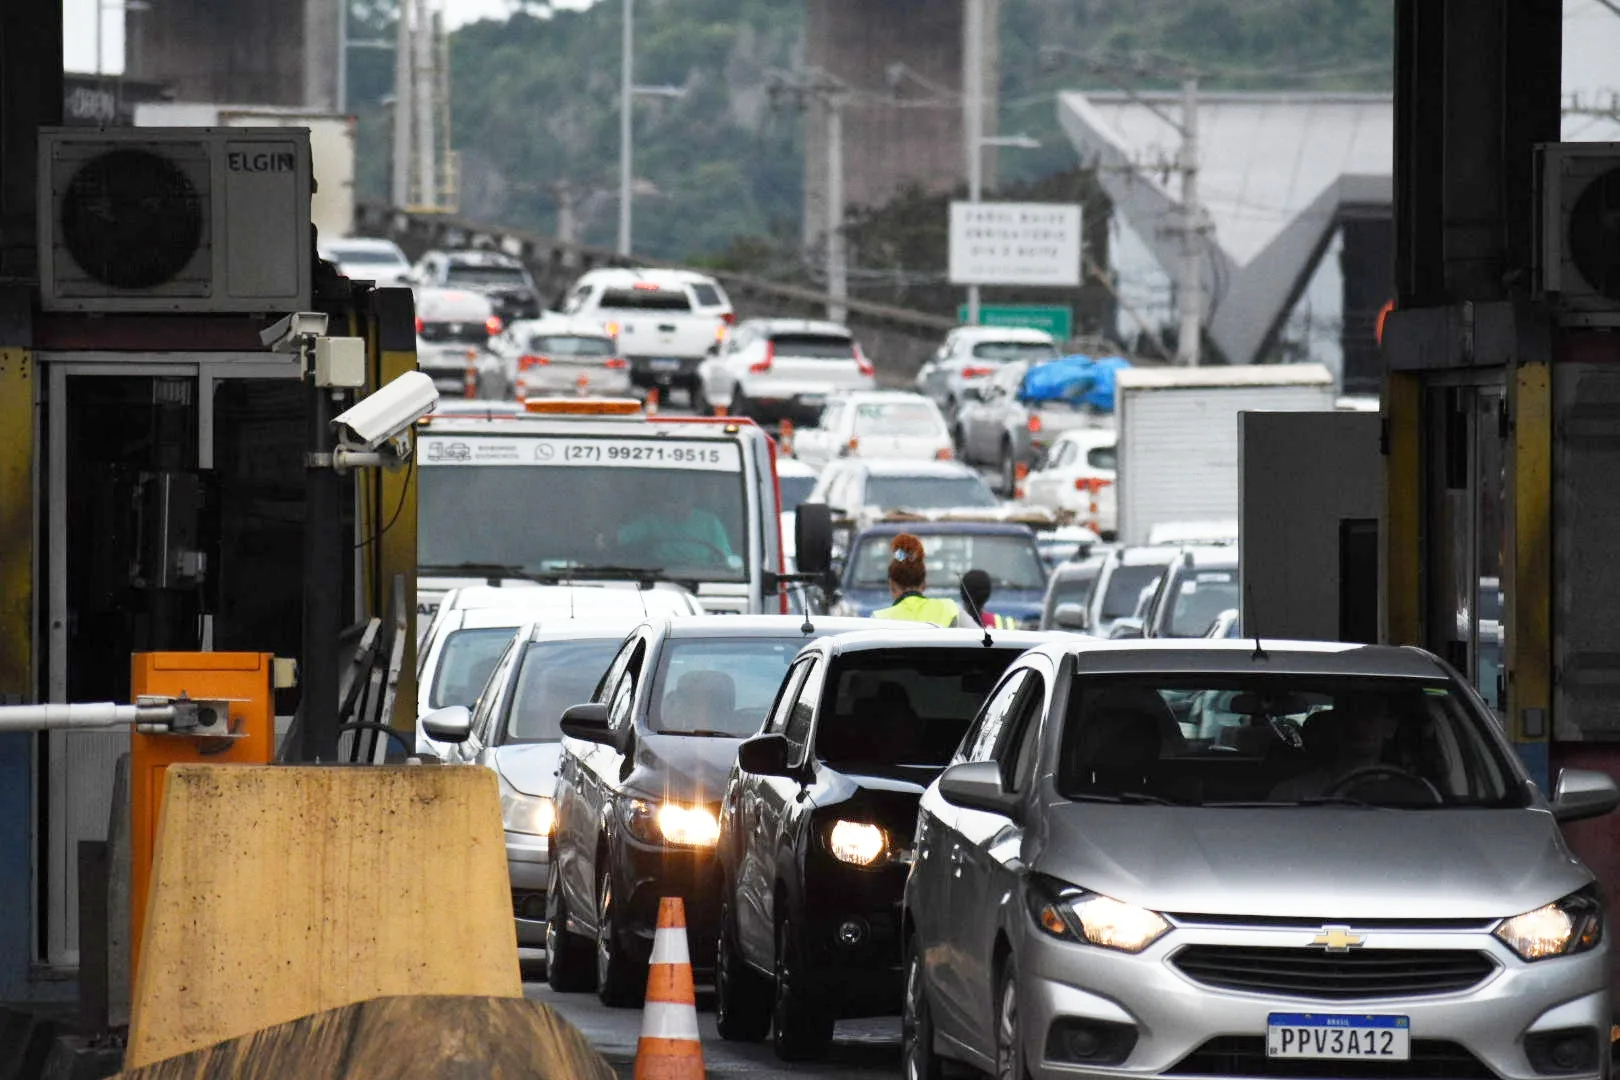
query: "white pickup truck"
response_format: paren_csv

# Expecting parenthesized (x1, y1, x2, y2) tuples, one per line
(561, 267, 734, 402)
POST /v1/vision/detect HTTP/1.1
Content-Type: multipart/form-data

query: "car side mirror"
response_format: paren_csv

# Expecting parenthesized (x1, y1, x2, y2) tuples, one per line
(795, 502, 834, 576)
(1053, 602, 1090, 632)
(960, 385, 984, 402)
(938, 761, 1020, 819)
(738, 733, 796, 778)
(420, 705, 472, 745)
(1551, 768, 1620, 822)
(1108, 617, 1145, 640)
(559, 702, 614, 744)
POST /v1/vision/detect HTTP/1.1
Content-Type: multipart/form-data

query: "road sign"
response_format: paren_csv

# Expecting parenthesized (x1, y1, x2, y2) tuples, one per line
(956, 304, 1074, 339)
(949, 201, 1082, 287)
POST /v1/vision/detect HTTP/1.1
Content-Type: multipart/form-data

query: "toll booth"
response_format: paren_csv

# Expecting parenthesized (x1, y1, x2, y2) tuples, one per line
(0, 123, 417, 993)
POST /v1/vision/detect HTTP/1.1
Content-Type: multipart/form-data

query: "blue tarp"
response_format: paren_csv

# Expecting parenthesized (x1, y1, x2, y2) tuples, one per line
(1019, 354, 1132, 412)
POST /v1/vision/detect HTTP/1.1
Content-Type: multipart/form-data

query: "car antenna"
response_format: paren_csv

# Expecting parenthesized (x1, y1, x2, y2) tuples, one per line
(1245, 581, 1267, 660)
(958, 573, 994, 647)
(797, 584, 815, 635)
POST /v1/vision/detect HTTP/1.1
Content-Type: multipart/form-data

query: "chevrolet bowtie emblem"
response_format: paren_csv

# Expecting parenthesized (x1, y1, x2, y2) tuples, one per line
(1311, 926, 1365, 952)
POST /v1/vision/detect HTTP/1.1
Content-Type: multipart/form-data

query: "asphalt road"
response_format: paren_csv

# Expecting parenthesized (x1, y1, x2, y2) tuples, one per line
(521, 952, 904, 1079)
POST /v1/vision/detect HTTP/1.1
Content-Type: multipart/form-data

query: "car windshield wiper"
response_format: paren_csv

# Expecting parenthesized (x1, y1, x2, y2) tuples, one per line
(1069, 792, 1183, 806)
(660, 729, 736, 738)
(419, 562, 545, 582)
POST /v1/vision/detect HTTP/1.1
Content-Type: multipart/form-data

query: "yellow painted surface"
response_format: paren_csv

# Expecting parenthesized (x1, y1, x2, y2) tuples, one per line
(1382, 372, 1422, 645)
(375, 341, 419, 731)
(0, 348, 34, 698)
(125, 764, 520, 1069)
(1507, 363, 1552, 739)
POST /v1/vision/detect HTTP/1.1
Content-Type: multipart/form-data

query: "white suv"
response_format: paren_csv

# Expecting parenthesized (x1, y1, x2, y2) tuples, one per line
(696, 318, 875, 423)
(914, 326, 1060, 420)
(561, 268, 733, 401)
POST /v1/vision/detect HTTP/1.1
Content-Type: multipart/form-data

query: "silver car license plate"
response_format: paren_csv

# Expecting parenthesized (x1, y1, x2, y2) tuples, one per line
(1266, 1014, 1410, 1061)
(650, 358, 682, 370)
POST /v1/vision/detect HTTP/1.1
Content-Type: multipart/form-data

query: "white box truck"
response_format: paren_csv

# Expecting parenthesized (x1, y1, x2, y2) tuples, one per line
(134, 103, 356, 240)
(1114, 363, 1336, 546)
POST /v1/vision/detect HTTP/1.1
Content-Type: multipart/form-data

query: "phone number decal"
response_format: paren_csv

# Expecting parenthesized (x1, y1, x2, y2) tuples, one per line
(420, 436, 741, 471)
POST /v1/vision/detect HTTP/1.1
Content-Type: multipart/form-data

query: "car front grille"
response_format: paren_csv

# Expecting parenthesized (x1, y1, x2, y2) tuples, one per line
(1167, 1037, 1498, 1079)
(1171, 946, 1496, 999)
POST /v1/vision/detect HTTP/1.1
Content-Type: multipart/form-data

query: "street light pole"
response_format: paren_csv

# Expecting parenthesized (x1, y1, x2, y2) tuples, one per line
(963, 0, 985, 325)
(618, 0, 634, 256)
(1176, 76, 1202, 366)
(825, 95, 847, 324)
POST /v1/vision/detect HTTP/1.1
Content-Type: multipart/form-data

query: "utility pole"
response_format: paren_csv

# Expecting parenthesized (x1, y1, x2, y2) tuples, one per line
(412, 0, 437, 209)
(963, 0, 985, 325)
(1176, 76, 1203, 366)
(770, 69, 851, 322)
(618, 0, 634, 255)
(390, 0, 411, 206)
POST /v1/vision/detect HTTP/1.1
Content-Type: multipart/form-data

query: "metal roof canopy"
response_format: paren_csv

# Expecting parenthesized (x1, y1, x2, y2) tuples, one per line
(1057, 90, 1393, 366)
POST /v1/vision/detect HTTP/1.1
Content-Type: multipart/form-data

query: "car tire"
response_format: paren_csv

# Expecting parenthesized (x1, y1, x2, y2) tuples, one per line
(545, 863, 595, 993)
(716, 891, 772, 1041)
(995, 958, 1029, 1080)
(1000, 440, 1019, 497)
(901, 934, 943, 1080)
(772, 913, 834, 1061)
(730, 386, 753, 421)
(691, 380, 713, 417)
(595, 869, 644, 1007)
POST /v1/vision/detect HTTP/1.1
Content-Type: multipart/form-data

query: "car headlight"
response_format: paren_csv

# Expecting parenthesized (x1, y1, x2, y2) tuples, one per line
(1494, 887, 1603, 961)
(826, 820, 888, 866)
(499, 780, 555, 837)
(1026, 875, 1169, 953)
(622, 798, 720, 847)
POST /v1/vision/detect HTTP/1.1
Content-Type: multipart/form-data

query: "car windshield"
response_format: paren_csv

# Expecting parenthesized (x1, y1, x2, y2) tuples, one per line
(650, 637, 805, 736)
(1057, 674, 1525, 809)
(329, 246, 403, 265)
(853, 401, 945, 436)
(447, 265, 529, 287)
(501, 637, 624, 743)
(851, 532, 1047, 590)
(1101, 563, 1166, 619)
(599, 288, 692, 311)
(526, 334, 615, 357)
(971, 341, 1059, 362)
(418, 446, 749, 582)
(1165, 567, 1241, 637)
(430, 627, 519, 709)
(815, 649, 1021, 768)
(864, 475, 996, 510)
(1047, 572, 1098, 611)
(770, 332, 855, 359)
(778, 474, 816, 514)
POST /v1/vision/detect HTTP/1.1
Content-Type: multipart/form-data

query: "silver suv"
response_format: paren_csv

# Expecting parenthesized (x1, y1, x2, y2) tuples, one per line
(903, 638, 1619, 1080)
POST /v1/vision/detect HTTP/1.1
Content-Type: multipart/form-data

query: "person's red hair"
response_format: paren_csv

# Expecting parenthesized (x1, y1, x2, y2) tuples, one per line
(888, 532, 926, 591)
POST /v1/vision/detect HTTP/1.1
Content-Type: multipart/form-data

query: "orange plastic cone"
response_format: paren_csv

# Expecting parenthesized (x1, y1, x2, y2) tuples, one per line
(633, 897, 704, 1080)
(779, 418, 795, 454)
(714, 403, 728, 417)
(645, 387, 660, 414)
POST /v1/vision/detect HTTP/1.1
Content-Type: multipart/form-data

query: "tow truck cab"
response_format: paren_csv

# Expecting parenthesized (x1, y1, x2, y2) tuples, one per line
(414, 399, 798, 621)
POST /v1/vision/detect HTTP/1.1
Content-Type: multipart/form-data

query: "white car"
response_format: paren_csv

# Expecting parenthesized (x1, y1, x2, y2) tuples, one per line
(913, 326, 1060, 420)
(791, 390, 952, 467)
(1020, 427, 1118, 537)
(561, 267, 733, 400)
(319, 236, 413, 286)
(489, 314, 630, 401)
(413, 287, 502, 397)
(696, 318, 875, 423)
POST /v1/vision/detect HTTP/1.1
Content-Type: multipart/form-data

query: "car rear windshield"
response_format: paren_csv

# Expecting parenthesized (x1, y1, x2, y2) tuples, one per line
(599, 288, 693, 311)
(420, 321, 489, 344)
(1057, 674, 1525, 809)
(1087, 446, 1117, 471)
(864, 475, 997, 511)
(1100, 563, 1166, 619)
(854, 401, 945, 436)
(501, 637, 625, 743)
(649, 637, 806, 736)
(430, 627, 519, 709)
(815, 649, 1022, 768)
(1163, 567, 1241, 637)
(1046, 572, 1097, 611)
(972, 341, 1059, 362)
(778, 474, 816, 514)
(850, 532, 1047, 591)
(447, 264, 529, 287)
(526, 334, 615, 357)
(691, 283, 726, 307)
(329, 247, 402, 265)
(770, 333, 855, 359)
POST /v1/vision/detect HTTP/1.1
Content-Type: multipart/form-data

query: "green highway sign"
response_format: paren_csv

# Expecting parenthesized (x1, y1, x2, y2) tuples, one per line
(957, 304, 1073, 340)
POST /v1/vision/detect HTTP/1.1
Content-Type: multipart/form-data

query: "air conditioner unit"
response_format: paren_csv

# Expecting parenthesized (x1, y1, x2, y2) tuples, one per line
(38, 127, 312, 313)
(1535, 141, 1620, 327)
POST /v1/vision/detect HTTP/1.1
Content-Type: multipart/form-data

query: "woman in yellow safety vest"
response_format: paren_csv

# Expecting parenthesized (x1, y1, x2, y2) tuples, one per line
(872, 533, 976, 628)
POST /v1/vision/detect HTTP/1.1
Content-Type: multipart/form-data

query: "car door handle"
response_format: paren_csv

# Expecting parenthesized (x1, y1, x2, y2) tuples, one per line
(658, 323, 677, 333)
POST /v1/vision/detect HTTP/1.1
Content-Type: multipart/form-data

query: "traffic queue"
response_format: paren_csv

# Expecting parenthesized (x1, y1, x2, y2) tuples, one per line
(403, 264, 1618, 1080)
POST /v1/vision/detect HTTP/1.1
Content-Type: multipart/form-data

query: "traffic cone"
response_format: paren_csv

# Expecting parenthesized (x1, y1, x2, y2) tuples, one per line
(714, 403, 728, 417)
(463, 356, 478, 399)
(1014, 461, 1030, 500)
(779, 418, 795, 455)
(633, 897, 704, 1080)
(645, 387, 660, 415)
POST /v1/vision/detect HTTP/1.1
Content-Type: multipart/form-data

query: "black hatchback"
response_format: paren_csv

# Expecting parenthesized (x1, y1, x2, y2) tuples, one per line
(714, 628, 1053, 1060)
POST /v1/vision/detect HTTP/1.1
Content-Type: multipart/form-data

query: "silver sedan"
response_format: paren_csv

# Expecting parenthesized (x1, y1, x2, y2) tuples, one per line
(903, 638, 1619, 1080)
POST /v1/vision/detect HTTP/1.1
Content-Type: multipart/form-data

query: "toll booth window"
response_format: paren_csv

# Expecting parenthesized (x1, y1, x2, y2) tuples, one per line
(431, 628, 517, 709)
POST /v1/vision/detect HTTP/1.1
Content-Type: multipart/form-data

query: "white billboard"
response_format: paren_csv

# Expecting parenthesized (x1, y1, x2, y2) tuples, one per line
(949, 201, 1083, 286)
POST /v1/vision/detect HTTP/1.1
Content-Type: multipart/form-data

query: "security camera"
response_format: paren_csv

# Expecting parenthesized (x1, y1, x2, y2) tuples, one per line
(260, 312, 331, 352)
(331, 370, 439, 451)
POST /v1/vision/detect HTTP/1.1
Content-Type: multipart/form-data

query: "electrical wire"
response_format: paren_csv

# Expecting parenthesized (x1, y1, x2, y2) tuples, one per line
(353, 454, 415, 551)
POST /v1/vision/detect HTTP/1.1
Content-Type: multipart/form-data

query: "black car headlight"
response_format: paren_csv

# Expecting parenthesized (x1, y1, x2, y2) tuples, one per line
(1026, 874, 1169, 953)
(1494, 886, 1603, 961)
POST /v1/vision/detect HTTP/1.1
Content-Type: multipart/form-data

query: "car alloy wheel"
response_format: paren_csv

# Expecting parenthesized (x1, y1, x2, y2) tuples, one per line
(715, 892, 772, 1041)
(595, 869, 643, 1007)
(544, 862, 594, 993)
(772, 914, 834, 1061)
(902, 936, 942, 1080)
(996, 961, 1026, 1080)
(1000, 441, 1018, 497)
